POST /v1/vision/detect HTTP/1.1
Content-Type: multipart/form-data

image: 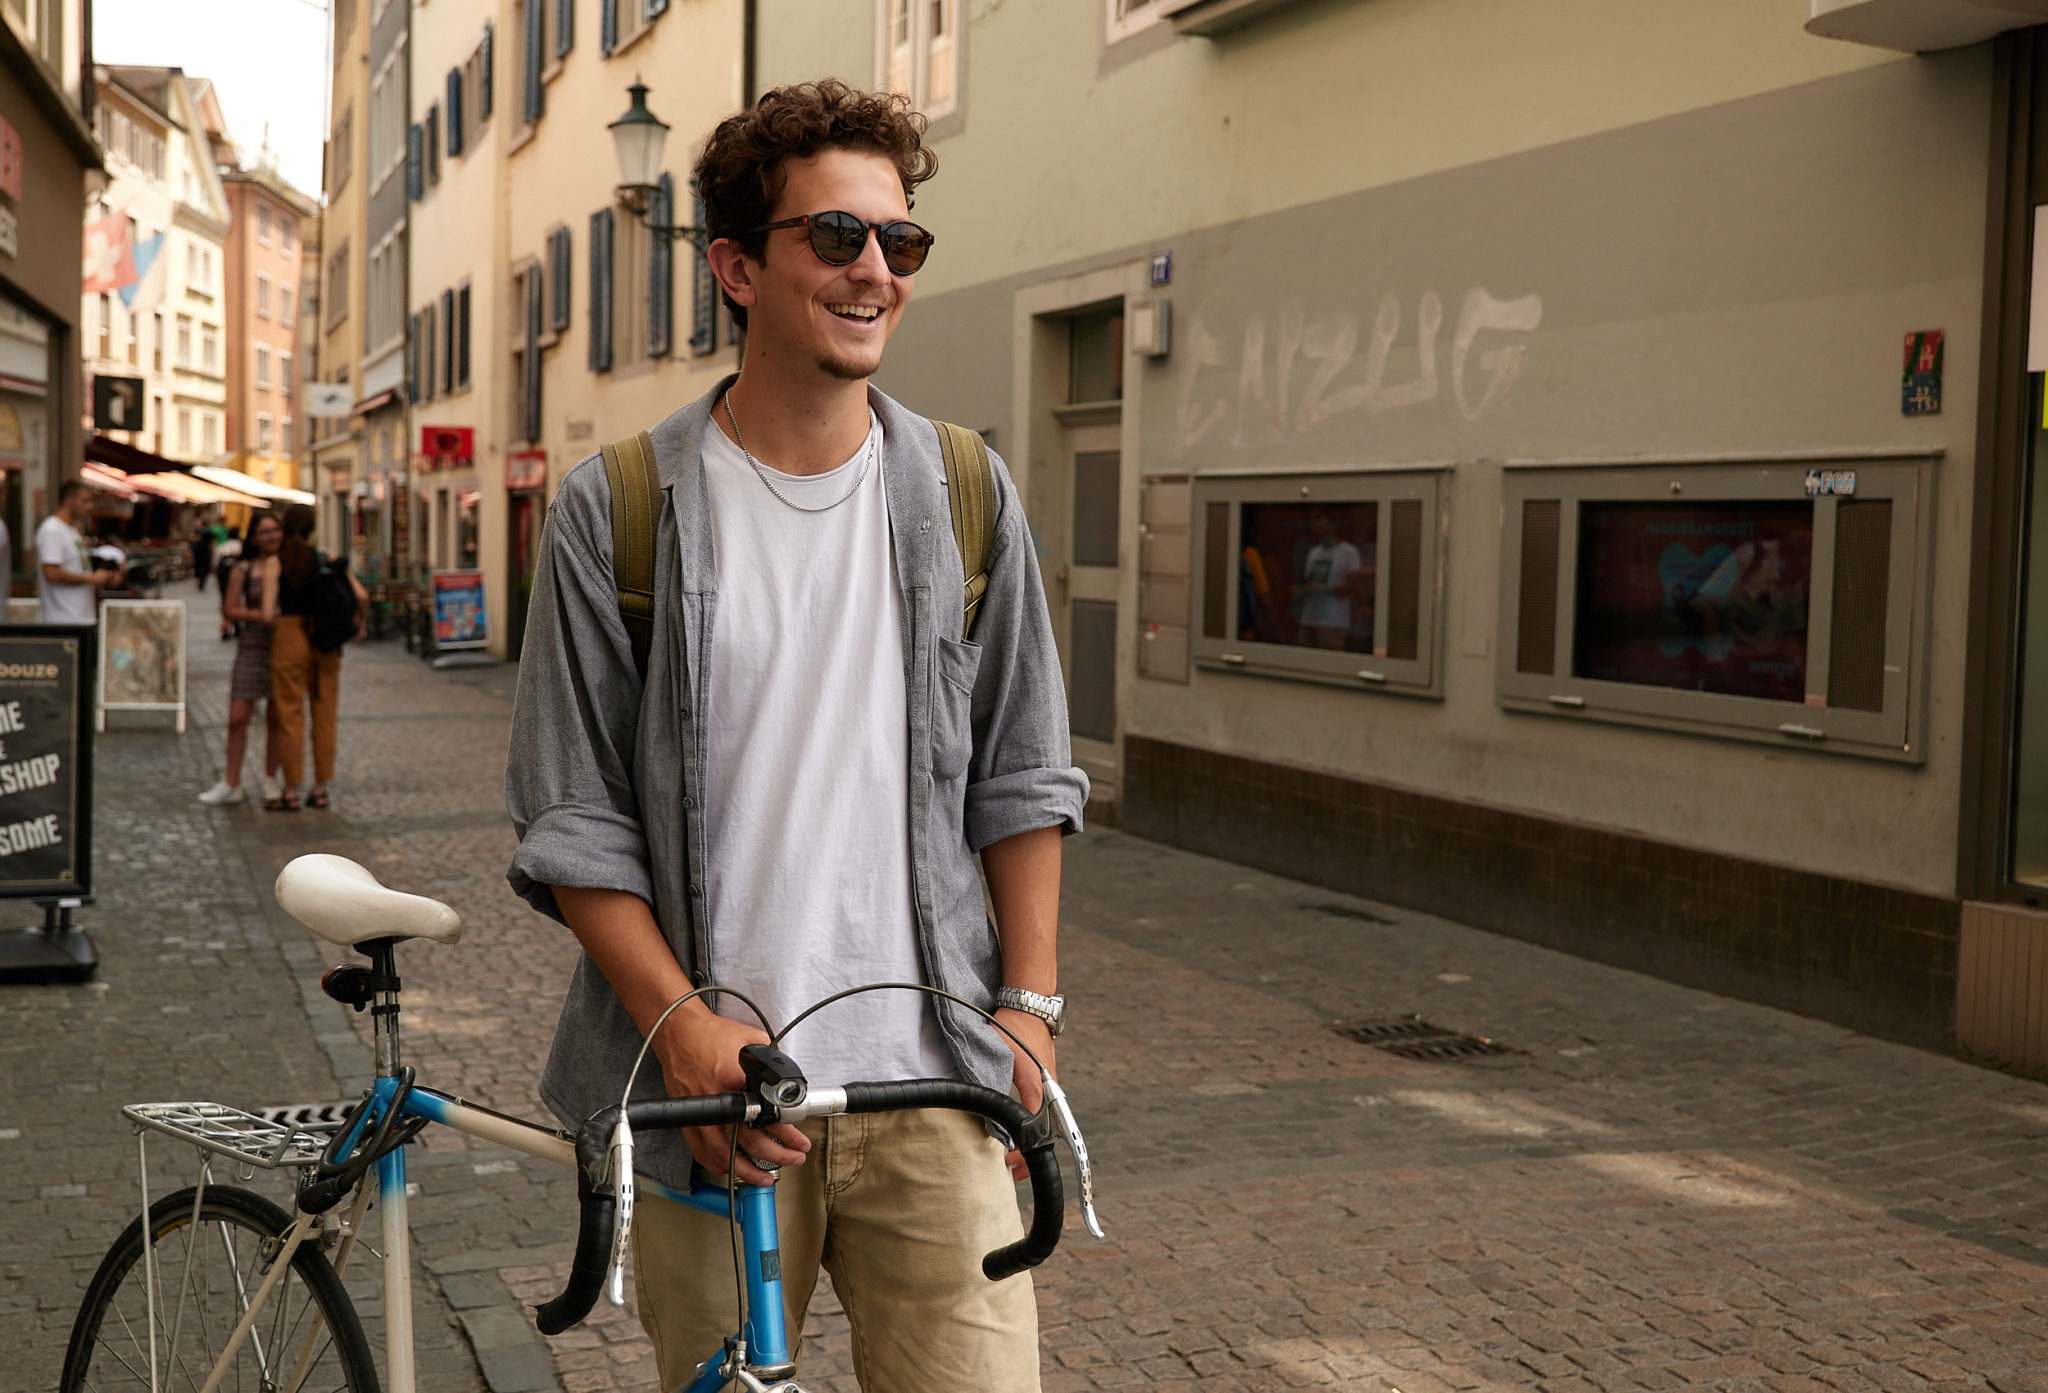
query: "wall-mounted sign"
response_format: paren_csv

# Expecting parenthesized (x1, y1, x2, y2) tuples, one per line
(0, 116, 21, 202)
(506, 449, 547, 492)
(419, 424, 475, 463)
(0, 626, 95, 899)
(92, 375, 145, 432)
(304, 382, 354, 418)
(1150, 251, 1173, 287)
(431, 569, 489, 651)
(1902, 329, 1942, 417)
(0, 204, 16, 260)
(1804, 468, 1857, 498)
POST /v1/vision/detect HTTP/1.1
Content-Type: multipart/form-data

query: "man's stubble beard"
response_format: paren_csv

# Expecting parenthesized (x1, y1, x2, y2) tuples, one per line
(815, 344, 882, 383)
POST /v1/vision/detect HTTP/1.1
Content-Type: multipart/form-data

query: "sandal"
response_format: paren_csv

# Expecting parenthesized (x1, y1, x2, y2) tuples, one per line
(307, 789, 331, 810)
(267, 793, 301, 812)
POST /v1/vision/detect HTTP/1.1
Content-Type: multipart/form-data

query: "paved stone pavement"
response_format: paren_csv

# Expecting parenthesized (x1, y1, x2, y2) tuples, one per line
(12, 593, 2048, 1393)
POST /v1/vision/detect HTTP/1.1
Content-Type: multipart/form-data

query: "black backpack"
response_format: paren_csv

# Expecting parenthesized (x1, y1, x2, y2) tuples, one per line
(306, 555, 360, 653)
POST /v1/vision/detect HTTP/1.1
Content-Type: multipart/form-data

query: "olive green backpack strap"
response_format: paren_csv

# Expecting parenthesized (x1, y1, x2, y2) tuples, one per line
(601, 430, 659, 679)
(934, 420, 997, 640)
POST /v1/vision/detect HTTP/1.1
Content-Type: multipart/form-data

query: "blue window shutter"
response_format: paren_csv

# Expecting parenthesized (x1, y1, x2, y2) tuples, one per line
(600, 0, 617, 54)
(551, 228, 572, 333)
(556, 0, 574, 57)
(646, 0, 668, 17)
(441, 288, 456, 393)
(523, 0, 544, 123)
(689, 190, 714, 355)
(525, 271, 543, 442)
(589, 209, 613, 373)
(447, 70, 462, 157)
(458, 284, 472, 388)
(480, 24, 494, 118)
(650, 175, 674, 359)
(406, 124, 422, 201)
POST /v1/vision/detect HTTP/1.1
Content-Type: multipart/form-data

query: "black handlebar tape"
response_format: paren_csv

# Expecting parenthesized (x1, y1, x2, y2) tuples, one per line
(839, 1081, 1065, 1281)
(532, 1170, 614, 1336)
(534, 1091, 753, 1337)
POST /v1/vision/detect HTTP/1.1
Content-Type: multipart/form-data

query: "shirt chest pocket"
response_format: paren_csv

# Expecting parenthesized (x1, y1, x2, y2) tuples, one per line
(931, 636, 982, 783)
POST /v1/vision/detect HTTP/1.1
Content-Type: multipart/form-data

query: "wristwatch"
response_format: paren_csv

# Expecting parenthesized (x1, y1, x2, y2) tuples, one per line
(996, 986, 1066, 1037)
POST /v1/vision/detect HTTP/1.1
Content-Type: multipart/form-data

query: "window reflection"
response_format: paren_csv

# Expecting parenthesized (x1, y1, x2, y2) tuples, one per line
(1238, 501, 1377, 654)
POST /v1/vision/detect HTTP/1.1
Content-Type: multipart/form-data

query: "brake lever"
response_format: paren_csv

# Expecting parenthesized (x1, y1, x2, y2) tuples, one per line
(1039, 1071, 1104, 1239)
(606, 1116, 636, 1307)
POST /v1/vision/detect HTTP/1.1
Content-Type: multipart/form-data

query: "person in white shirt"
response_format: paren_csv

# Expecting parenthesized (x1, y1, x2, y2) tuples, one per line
(38, 481, 117, 624)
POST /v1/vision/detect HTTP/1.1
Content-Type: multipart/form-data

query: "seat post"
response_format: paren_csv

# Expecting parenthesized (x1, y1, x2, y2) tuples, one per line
(363, 939, 404, 1078)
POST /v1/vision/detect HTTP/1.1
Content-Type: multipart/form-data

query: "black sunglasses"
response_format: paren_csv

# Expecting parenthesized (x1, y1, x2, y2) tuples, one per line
(752, 210, 936, 276)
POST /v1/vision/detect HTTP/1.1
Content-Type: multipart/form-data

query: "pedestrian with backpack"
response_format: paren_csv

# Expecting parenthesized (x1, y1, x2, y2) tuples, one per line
(267, 503, 366, 811)
(505, 81, 1086, 1392)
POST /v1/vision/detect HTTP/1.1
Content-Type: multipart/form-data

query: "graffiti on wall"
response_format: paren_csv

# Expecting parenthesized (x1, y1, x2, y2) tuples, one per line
(1177, 287, 1544, 452)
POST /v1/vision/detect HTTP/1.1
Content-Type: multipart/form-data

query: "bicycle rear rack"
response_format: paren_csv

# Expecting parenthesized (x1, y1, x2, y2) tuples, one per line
(123, 1101, 339, 1172)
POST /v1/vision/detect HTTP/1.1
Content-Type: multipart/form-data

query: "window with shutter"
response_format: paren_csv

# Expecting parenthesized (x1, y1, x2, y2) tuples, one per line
(550, 227, 571, 334)
(556, 0, 574, 56)
(1497, 459, 1932, 760)
(426, 106, 440, 184)
(523, 0, 545, 124)
(1193, 469, 1445, 697)
(525, 269, 544, 442)
(600, 0, 617, 53)
(458, 284, 472, 388)
(589, 209, 613, 373)
(447, 70, 463, 157)
(481, 24, 494, 118)
(406, 123, 422, 201)
(650, 175, 674, 358)
(441, 288, 456, 394)
(689, 190, 715, 355)
(407, 312, 420, 402)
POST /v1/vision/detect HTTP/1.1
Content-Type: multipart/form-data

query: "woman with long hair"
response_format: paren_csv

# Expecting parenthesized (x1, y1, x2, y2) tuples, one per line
(198, 511, 286, 806)
(266, 504, 365, 811)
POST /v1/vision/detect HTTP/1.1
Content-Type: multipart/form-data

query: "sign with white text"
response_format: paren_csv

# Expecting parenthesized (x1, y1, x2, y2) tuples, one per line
(0, 626, 94, 898)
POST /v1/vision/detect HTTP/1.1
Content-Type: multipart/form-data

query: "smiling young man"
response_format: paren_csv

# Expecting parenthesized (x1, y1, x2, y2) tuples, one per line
(506, 81, 1086, 1391)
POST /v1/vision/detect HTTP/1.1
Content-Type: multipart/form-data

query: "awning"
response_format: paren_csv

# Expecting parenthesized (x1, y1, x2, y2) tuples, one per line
(84, 432, 184, 475)
(80, 464, 141, 500)
(351, 389, 400, 419)
(191, 465, 317, 507)
(124, 471, 265, 508)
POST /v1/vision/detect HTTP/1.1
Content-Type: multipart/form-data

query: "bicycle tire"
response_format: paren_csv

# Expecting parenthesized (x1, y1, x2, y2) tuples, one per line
(60, 1183, 380, 1393)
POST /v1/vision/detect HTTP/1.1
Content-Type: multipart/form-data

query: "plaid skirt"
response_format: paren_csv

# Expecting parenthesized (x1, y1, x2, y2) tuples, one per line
(230, 626, 273, 703)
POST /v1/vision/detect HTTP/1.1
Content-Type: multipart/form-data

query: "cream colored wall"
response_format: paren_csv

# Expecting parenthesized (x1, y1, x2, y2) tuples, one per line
(315, 1, 373, 549)
(83, 89, 175, 457)
(759, 0, 1909, 302)
(409, 0, 504, 602)
(501, 0, 746, 652)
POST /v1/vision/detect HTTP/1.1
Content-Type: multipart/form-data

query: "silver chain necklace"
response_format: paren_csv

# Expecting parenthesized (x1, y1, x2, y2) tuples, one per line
(723, 390, 874, 514)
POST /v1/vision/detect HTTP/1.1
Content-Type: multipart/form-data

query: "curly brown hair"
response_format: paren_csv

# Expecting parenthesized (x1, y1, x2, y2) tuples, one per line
(692, 79, 937, 329)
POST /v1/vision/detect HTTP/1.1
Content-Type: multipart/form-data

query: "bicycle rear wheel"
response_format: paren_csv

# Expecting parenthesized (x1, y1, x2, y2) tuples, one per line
(60, 1183, 378, 1392)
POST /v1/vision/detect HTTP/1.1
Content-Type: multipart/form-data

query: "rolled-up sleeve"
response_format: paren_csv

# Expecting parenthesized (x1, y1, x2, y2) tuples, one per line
(963, 455, 1090, 852)
(505, 461, 655, 921)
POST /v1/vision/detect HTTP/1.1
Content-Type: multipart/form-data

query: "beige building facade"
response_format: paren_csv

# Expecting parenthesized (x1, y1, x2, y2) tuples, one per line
(756, 0, 2048, 1064)
(313, 0, 371, 558)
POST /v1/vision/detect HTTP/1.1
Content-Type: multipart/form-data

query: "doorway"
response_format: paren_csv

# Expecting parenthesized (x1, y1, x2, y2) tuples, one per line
(1060, 423, 1121, 792)
(508, 489, 543, 660)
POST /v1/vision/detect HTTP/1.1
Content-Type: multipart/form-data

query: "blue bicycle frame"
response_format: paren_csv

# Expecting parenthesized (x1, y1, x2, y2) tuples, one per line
(331, 1074, 790, 1391)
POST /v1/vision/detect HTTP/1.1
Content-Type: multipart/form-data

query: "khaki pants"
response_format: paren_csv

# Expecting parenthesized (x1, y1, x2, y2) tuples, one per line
(271, 615, 340, 787)
(633, 1107, 1040, 1392)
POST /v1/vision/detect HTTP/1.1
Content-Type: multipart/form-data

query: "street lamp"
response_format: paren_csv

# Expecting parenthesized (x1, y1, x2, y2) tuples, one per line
(609, 81, 700, 246)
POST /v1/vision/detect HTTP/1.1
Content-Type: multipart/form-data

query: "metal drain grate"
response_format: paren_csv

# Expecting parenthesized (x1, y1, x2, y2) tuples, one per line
(1302, 901, 1396, 926)
(251, 1101, 357, 1132)
(1339, 1015, 1514, 1062)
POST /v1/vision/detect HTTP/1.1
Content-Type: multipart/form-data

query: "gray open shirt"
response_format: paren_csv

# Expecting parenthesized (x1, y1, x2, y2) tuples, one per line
(506, 377, 1088, 1187)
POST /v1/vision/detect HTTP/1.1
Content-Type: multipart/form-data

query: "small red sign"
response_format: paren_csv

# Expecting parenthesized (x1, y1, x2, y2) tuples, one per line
(419, 425, 475, 463)
(0, 117, 21, 202)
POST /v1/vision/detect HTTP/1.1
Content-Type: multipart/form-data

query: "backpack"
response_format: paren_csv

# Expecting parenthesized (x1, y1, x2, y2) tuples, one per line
(306, 555, 361, 653)
(600, 419, 997, 678)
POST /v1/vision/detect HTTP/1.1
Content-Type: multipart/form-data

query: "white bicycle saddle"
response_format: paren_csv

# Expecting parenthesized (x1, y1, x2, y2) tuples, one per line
(275, 853, 464, 948)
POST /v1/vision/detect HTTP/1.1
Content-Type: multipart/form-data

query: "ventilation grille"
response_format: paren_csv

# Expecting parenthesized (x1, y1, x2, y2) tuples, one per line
(1516, 500, 1561, 675)
(1828, 499, 1892, 714)
(1338, 1016, 1515, 1062)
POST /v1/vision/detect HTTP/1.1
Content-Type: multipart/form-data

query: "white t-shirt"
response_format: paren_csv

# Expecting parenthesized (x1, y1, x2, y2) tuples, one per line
(700, 412, 952, 1088)
(37, 516, 95, 624)
(1299, 539, 1363, 630)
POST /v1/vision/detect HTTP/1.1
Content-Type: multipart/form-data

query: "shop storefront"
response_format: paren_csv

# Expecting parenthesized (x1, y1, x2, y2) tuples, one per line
(0, 19, 102, 598)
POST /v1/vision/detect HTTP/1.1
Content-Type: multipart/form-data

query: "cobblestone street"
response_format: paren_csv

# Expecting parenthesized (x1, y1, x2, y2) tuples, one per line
(7, 594, 2048, 1392)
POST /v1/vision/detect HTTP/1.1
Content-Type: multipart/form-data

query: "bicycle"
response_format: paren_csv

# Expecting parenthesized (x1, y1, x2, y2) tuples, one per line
(60, 852, 1103, 1392)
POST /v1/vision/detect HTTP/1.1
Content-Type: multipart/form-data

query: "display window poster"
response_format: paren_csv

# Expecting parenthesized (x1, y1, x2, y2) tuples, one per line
(431, 569, 489, 650)
(1573, 501, 1813, 703)
(99, 601, 186, 713)
(0, 626, 93, 897)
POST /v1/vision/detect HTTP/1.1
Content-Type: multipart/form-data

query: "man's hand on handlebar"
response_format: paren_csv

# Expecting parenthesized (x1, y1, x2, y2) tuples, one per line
(654, 1004, 811, 1186)
(994, 1006, 1054, 1183)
